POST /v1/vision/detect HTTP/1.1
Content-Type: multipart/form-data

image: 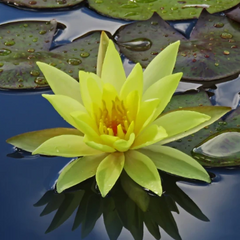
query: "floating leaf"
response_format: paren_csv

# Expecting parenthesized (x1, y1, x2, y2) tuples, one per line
(0, 20, 100, 89)
(192, 129, 240, 167)
(115, 11, 240, 81)
(88, 0, 240, 21)
(6, 128, 82, 152)
(2, 0, 84, 9)
(166, 91, 240, 167)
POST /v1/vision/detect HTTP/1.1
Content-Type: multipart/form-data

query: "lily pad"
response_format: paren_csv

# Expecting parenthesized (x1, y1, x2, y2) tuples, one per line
(115, 11, 240, 82)
(0, 20, 100, 90)
(226, 4, 240, 23)
(88, 0, 240, 21)
(166, 91, 240, 167)
(2, 0, 84, 9)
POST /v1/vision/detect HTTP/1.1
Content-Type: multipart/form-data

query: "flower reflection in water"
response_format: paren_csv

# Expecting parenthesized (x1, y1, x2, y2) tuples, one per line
(34, 172, 209, 240)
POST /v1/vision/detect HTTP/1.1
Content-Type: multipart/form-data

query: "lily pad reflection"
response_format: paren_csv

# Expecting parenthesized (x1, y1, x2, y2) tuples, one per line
(34, 173, 209, 240)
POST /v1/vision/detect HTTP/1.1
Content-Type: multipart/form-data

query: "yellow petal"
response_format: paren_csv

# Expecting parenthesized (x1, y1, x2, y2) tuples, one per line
(124, 150, 162, 196)
(37, 62, 82, 104)
(101, 40, 126, 92)
(71, 111, 100, 141)
(114, 133, 135, 152)
(143, 41, 180, 92)
(140, 145, 210, 183)
(135, 98, 160, 135)
(42, 94, 86, 129)
(153, 110, 211, 142)
(87, 77, 102, 107)
(125, 90, 139, 123)
(85, 136, 116, 153)
(100, 134, 119, 148)
(32, 135, 101, 157)
(132, 125, 167, 149)
(97, 31, 110, 77)
(96, 152, 125, 197)
(57, 153, 107, 193)
(143, 73, 183, 120)
(125, 121, 135, 140)
(120, 63, 143, 100)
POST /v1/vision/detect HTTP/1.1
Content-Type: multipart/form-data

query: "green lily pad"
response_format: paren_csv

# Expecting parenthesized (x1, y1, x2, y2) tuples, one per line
(192, 129, 240, 167)
(0, 20, 100, 90)
(166, 91, 240, 167)
(115, 11, 240, 82)
(2, 0, 84, 9)
(226, 5, 240, 23)
(88, 0, 240, 21)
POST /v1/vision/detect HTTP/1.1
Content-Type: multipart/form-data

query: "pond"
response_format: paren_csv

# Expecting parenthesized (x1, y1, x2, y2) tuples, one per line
(1, 2, 240, 240)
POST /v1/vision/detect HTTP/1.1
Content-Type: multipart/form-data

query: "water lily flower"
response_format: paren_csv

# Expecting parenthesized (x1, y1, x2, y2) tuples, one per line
(7, 32, 230, 197)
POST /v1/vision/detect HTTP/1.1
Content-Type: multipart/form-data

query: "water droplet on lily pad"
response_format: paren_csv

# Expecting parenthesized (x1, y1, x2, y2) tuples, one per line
(30, 70, 40, 77)
(192, 129, 240, 167)
(220, 33, 233, 39)
(214, 22, 224, 28)
(34, 77, 48, 85)
(80, 52, 90, 58)
(0, 48, 11, 56)
(67, 58, 82, 65)
(118, 38, 152, 51)
(4, 40, 15, 46)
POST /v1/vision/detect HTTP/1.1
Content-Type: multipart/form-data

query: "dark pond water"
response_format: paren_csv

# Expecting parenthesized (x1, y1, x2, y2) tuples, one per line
(1, 3, 240, 240)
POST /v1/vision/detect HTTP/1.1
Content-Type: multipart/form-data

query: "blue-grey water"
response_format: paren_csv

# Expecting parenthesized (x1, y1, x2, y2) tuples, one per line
(1, 3, 240, 240)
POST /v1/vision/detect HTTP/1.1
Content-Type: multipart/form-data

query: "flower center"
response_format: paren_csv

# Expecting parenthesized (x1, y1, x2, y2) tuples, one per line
(98, 97, 130, 136)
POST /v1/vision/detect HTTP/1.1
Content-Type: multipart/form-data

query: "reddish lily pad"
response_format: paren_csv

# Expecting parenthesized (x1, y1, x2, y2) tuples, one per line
(115, 11, 240, 82)
(2, 0, 84, 9)
(0, 20, 101, 90)
(88, 0, 240, 21)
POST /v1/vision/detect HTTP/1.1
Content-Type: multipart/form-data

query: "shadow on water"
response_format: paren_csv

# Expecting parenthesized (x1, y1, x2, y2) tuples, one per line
(34, 172, 209, 240)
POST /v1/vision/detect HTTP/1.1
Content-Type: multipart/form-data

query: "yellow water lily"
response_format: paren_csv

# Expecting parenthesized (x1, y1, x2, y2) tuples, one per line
(7, 32, 230, 197)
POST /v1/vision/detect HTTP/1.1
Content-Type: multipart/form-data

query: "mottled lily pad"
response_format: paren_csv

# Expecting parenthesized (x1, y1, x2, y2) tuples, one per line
(2, 0, 84, 9)
(167, 91, 240, 167)
(115, 11, 240, 82)
(88, 0, 240, 21)
(0, 20, 100, 90)
(226, 4, 240, 23)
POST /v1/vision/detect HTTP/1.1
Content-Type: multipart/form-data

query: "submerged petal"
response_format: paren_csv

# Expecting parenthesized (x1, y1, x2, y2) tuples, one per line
(124, 150, 162, 196)
(96, 152, 125, 197)
(32, 135, 101, 157)
(143, 41, 180, 92)
(57, 153, 107, 193)
(37, 62, 82, 104)
(143, 73, 183, 120)
(101, 40, 126, 92)
(42, 94, 86, 129)
(140, 145, 211, 183)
